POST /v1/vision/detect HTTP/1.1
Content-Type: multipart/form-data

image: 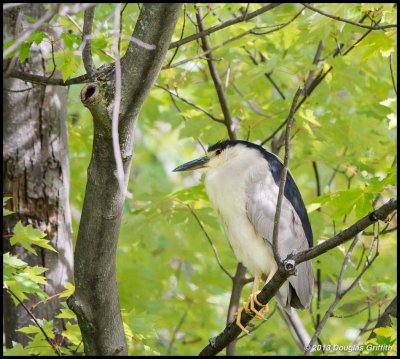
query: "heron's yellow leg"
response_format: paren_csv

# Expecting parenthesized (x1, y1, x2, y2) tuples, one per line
(233, 272, 269, 335)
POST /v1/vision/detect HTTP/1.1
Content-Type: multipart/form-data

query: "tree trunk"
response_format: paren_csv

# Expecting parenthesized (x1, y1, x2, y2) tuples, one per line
(3, 4, 73, 348)
(68, 4, 181, 356)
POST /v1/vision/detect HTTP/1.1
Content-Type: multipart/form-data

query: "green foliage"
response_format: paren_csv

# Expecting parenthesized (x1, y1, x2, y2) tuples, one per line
(4, 2, 397, 356)
(3, 202, 83, 356)
(10, 221, 58, 255)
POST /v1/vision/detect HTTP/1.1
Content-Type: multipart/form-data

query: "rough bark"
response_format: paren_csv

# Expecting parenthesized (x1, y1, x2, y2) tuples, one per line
(3, 4, 73, 348)
(67, 4, 181, 356)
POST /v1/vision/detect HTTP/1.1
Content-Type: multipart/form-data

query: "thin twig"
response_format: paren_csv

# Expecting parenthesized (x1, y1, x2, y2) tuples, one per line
(331, 305, 370, 318)
(3, 86, 35, 93)
(65, 13, 82, 33)
(250, 7, 304, 35)
(196, 7, 236, 140)
(166, 3, 187, 67)
(169, 3, 282, 50)
(46, 38, 57, 80)
(389, 52, 397, 95)
(327, 147, 348, 187)
(165, 8, 304, 71)
(304, 232, 379, 355)
(7, 288, 61, 356)
(187, 205, 233, 280)
(154, 84, 224, 124)
(167, 306, 189, 355)
(118, 3, 128, 54)
(111, 4, 125, 194)
(271, 88, 303, 263)
(301, 3, 397, 30)
(72, 339, 83, 355)
(261, 15, 374, 147)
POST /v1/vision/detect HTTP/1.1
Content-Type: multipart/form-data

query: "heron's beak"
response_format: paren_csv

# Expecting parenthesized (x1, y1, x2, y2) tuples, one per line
(173, 156, 210, 172)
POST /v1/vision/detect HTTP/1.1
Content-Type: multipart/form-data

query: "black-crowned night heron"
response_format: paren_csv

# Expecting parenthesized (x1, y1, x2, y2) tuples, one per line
(173, 140, 314, 333)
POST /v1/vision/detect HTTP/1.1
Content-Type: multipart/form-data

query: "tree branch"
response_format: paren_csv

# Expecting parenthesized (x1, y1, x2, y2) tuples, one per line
(187, 205, 233, 280)
(271, 88, 303, 263)
(196, 7, 236, 140)
(6, 69, 90, 86)
(167, 306, 190, 355)
(154, 84, 224, 123)
(261, 14, 373, 147)
(165, 7, 303, 72)
(6, 288, 61, 356)
(226, 263, 248, 356)
(389, 52, 397, 95)
(301, 3, 397, 30)
(169, 3, 282, 50)
(82, 7, 96, 80)
(304, 231, 379, 355)
(198, 198, 396, 355)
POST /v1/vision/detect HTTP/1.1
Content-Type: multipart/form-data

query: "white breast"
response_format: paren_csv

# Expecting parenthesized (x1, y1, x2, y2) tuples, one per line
(204, 150, 276, 276)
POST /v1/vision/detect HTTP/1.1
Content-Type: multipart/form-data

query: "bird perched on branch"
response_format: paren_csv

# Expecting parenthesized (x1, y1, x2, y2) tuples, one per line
(173, 140, 314, 333)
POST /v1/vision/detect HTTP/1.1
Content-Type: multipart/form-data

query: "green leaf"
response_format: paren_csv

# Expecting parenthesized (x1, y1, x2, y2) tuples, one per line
(55, 307, 76, 319)
(62, 322, 82, 346)
(91, 38, 108, 49)
(18, 42, 31, 63)
(3, 208, 14, 216)
(60, 32, 81, 50)
(3, 342, 28, 356)
(10, 221, 57, 255)
(29, 30, 48, 45)
(3, 252, 27, 270)
(59, 281, 75, 298)
(59, 54, 80, 81)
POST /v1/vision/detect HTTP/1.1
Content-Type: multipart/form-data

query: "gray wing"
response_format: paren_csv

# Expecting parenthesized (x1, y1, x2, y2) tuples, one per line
(245, 163, 314, 309)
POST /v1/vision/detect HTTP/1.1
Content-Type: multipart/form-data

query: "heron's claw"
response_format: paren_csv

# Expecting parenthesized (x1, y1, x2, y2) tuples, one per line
(249, 290, 269, 320)
(233, 292, 269, 335)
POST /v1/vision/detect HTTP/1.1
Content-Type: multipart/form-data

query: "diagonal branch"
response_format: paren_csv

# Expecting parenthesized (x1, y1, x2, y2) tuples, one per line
(187, 205, 233, 280)
(301, 3, 397, 30)
(154, 84, 224, 123)
(261, 15, 374, 146)
(198, 198, 397, 355)
(196, 7, 236, 140)
(6, 287, 61, 356)
(169, 3, 282, 50)
(164, 7, 304, 71)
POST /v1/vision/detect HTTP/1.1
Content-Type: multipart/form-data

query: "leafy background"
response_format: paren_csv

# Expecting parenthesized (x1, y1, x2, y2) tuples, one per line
(4, 3, 397, 356)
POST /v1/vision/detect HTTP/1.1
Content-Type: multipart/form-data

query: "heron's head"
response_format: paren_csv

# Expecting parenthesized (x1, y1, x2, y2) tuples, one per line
(173, 140, 255, 172)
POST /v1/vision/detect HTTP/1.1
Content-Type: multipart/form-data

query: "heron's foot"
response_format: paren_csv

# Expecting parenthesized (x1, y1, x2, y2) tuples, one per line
(249, 290, 269, 320)
(233, 301, 251, 335)
(233, 292, 269, 335)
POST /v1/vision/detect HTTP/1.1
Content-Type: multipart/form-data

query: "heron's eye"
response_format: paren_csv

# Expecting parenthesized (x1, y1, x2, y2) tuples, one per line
(215, 149, 222, 155)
